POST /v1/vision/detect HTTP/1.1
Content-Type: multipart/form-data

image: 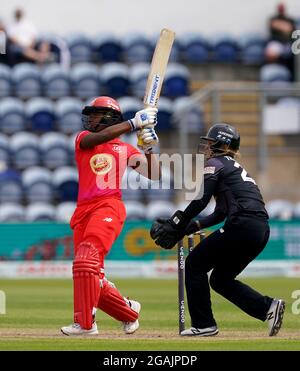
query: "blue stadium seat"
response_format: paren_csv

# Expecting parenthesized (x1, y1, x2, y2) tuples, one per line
(266, 199, 294, 220)
(260, 64, 292, 82)
(212, 35, 240, 63)
(55, 202, 76, 222)
(25, 202, 56, 222)
(101, 62, 130, 97)
(121, 33, 153, 64)
(173, 96, 204, 133)
(42, 64, 70, 98)
(0, 134, 10, 166)
(55, 97, 82, 134)
(0, 203, 25, 222)
(240, 34, 267, 65)
(0, 64, 12, 97)
(147, 201, 176, 220)
(145, 165, 174, 202)
(0, 97, 26, 134)
(180, 33, 211, 63)
(26, 97, 56, 132)
(66, 33, 92, 63)
(22, 166, 53, 203)
(162, 63, 190, 98)
(121, 168, 143, 201)
(118, 96, 143, 121)
(0, 169, 23, 203)
(124, 201, 145, 220)
(293, 201, 300, 219)
(53, 166, 78, 202)
(156, 97, 173, 131)
(10, 132, 40, 169)
(129, 62, 150, 99)
(40, 133, 70, 169)
(12, 63, 41, 98)
(92, 34, 122, 63)
(71, 63, 101, 99)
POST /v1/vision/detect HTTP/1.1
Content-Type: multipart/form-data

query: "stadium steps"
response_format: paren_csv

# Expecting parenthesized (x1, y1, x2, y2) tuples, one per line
(190, 82, 284, 149)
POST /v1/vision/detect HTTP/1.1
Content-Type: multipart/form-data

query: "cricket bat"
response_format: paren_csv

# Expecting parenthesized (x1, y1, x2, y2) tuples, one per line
(137, 28, 176, 146)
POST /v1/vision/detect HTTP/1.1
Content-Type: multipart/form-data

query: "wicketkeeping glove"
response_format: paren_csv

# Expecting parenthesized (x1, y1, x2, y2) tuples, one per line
(150, 211, 189, 250)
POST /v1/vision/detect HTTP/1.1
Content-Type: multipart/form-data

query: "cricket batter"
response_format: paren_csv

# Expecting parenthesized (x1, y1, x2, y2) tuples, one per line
(151, 123, 285, 337)
(61, 96, 159, 336)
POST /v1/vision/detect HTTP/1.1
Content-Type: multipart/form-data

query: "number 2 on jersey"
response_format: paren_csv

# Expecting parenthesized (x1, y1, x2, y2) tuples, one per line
(233, 161, 256, 185)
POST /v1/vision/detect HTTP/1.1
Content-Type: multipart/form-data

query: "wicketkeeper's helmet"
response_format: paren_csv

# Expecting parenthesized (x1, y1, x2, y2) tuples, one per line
(198, 123, 240, 158)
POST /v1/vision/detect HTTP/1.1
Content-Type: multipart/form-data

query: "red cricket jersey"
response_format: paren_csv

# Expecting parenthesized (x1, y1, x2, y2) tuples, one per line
(75, 131, 141, 204)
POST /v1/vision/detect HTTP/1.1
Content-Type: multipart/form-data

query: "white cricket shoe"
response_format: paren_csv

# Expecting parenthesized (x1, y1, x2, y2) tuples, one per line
(123, 300, 141, 334)
(180, 326, 219, 337)
(266, 298, 285, 336)
(61, 322, 98, 336)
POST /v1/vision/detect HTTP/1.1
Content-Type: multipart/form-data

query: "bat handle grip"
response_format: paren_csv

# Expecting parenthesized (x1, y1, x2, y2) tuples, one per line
(136, 104, 156, 147)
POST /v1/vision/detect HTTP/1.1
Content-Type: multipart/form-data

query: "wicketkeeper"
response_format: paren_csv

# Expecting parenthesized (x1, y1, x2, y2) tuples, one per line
(151, 123, 285, 337)
(61, 96, 160, 336)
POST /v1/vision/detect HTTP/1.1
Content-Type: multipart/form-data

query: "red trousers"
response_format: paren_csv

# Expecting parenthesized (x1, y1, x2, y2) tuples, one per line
(71, 196, 126, 258)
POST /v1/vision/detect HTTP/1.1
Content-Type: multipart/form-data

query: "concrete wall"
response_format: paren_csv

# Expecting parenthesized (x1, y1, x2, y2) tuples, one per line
(1, 0, 300, 36)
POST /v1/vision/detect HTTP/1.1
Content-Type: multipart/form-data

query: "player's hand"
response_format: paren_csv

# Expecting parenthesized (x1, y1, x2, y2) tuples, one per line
(137, 126, 159, 153)
(129, 107, 158, 131)
(150, 218, 167, 240)
(150, 211, 189, 250)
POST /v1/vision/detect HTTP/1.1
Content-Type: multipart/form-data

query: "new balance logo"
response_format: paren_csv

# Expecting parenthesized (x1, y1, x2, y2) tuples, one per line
(103, 217, 112, 222)
(266, 312, 274, 321)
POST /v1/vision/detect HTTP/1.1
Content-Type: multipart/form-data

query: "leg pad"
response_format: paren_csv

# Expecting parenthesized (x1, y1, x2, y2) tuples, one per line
(73, 242, 102, 329)
(98, 280, 139, 322)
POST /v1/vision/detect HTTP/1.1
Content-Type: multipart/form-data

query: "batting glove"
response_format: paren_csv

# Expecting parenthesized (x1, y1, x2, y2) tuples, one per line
(137, 126, 159, 153)
(128, 107, 158, 131)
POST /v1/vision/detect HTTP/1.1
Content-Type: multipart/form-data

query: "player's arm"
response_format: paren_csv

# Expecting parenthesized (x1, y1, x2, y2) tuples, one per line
(128, 127, 161, 180)
(128, 153, 161, 181)
(150, 159, 224, 249)
(80, 121, 132, 149)
(185, 196, 227, 235)
(80, 108, 157, 149)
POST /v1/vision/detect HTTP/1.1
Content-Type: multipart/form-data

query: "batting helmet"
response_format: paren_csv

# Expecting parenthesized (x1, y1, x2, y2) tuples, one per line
(82, 96, 123, 132)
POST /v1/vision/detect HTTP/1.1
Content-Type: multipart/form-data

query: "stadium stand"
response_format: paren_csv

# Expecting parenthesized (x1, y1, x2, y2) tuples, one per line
(22, 166, 53, 203)
(92, 33, 122, 63)
(41, 64, 70, 99)
(26, 97, 56, 132)
(71, 62, 100, 99)
(25, 202, 56, 221)
(10, 132, 40, 169)
(0, 97, 25, 134)
(0, 202, 25, 222)
(101, 62, 130, 97)
(0, 30, 299, 222)
(40, 132, 70, 169)
(12, 63, 41, 98)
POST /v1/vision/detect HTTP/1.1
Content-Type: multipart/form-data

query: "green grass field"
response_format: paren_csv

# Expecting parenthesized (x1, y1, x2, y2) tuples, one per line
(0, 278, 300, 351)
